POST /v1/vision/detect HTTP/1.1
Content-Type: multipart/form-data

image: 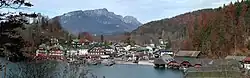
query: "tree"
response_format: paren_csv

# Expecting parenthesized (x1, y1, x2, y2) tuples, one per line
(123, 32, 133, 45)
(8, 61, 96, 78)
(165, 36, 171, 50)
(0, 0, 37, 61)
(79, 32, 93, 42)
(101, 35, 104, 42)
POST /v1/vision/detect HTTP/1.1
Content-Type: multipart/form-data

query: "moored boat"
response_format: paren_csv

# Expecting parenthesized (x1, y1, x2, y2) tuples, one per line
(102, 59, 115, 66)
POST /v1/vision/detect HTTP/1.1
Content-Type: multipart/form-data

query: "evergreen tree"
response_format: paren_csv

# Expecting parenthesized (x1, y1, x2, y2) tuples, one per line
(0, 0, 37, 61)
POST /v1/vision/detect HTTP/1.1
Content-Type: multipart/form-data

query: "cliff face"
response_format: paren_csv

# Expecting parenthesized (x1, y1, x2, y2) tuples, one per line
(131, 1, 250, 58)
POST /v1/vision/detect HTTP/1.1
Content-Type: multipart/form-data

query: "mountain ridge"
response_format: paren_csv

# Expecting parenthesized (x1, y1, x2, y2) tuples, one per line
(57, 8, 142, 35)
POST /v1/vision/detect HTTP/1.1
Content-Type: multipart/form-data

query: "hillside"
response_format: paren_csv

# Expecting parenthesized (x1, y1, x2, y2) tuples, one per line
(20, 16, 75, 53)
(57, 8, 142, 35)
(131, 0, 250, 58)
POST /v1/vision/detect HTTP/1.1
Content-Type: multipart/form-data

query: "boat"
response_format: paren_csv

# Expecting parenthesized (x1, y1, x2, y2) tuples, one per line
(132, 56, 139, 64)
(87, 59, 99, 65)
(92, 62, 98, 65)
(102, 59, 115, 66)
(132, 60, 139, 63)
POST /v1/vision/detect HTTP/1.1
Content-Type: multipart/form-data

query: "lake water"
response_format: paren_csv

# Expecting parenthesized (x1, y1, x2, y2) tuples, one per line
(88, 64, 184, 78)
(0, 58, 183, 78)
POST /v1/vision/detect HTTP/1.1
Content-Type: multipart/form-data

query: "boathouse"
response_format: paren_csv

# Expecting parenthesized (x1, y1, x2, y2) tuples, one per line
(225, 56, 246, 62)
(173, 57, 195, 68)
(185, 66, 242, 78)
(172, 51, 201, 68)
(184, 59, 242, 78)
(153, 55, 174, 68)
(225, 55, 246, 69)
(243, 57, 250, 70)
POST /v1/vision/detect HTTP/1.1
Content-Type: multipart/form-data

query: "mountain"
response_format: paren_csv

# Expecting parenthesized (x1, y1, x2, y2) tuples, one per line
(57, 8, 141, 35)
(131, 1, 250, 58)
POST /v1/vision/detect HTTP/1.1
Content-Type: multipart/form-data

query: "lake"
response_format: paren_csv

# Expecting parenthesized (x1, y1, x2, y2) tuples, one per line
(88, 64, 184, 78)
(0, 58, 183, 78)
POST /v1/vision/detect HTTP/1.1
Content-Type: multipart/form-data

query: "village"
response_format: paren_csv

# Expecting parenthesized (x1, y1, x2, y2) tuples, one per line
(34, 36, 250, 78)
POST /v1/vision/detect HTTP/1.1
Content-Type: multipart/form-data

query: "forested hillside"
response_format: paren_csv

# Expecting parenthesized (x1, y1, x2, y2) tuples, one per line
(131, 0, 250, 58)
(20, 15, 76, 53)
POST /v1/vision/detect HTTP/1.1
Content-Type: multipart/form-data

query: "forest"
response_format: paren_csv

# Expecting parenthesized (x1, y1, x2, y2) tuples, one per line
(131, 0, 250, 58)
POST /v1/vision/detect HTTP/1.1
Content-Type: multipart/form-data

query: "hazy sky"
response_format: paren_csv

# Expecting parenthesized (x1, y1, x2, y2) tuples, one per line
(28, 0, 237, 23)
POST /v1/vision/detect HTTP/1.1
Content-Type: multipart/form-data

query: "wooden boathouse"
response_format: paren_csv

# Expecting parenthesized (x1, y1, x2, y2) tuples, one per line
(184, 59, 243, 78)
(153, 50, 201, 69)
(153, 54, 174, 68)
(168, 51, 201, 69)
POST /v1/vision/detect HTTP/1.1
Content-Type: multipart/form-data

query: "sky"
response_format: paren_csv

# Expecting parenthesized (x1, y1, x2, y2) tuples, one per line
(26, 0, 238, 23)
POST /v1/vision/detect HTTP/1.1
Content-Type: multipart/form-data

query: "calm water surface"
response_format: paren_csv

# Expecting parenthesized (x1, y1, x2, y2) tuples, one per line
(88, 64, 184, 78)
(0, 58, 183, 78)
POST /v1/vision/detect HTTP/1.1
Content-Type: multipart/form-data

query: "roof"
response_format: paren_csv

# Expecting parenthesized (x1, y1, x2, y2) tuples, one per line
(153, 58, 167, 64)
(161, 55, 173, 60)
(49, 44, 64, 50)
(175, 51, 201, 57)
(225, 56, 246, 61)
(173, 57, 196, 64)
(204, 59, 240, 67)
(154, 49, 173, 54)
(153, 55, 173, 64)
(129, 47, 149, 52)
(172, 57, 240, 67)
(186, 66, 241, 73)
(186, 59, 241, 73)
(243, 57, 250, 62)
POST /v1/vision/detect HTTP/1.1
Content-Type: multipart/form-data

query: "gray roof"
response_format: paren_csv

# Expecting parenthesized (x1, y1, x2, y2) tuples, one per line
(186, 59, 241, 73)
(161, 55, 173, 60)
(225, 56, 246, 61)
(153, 58, 167, 64)
(172, 57, 240, 67)
(173, 57, 196, 64)
(187, 66, 241, 73)
(175, 51, 201, 57)
(153, 55, 173, 64)
(206, 59, 241, 67)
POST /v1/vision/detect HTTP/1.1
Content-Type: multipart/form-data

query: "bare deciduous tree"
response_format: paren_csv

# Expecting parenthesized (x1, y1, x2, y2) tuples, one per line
(7, 60, 98, 78)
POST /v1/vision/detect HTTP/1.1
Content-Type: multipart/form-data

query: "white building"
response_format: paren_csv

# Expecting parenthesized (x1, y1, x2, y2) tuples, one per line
(78, 49, 89, 55)
(145, 46, 154, 53)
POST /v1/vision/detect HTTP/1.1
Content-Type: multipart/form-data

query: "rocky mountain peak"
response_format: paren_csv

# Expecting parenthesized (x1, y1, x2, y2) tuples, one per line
(123, 16, 141, 26)
(58, 8, 142, 35)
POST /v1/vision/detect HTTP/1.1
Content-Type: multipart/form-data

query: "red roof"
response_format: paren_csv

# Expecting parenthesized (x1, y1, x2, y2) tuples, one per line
(168, 61, 179, 65)
(37, 54, 47, 57)
(79, 39, 90, 43)
(243, 57, 250, 62)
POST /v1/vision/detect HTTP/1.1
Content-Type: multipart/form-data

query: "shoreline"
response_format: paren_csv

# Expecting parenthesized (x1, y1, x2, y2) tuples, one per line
(115, 61, 154, 66)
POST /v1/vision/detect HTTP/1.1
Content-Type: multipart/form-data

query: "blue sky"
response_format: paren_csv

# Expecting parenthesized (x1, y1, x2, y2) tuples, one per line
(28, 0, 237, 23)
